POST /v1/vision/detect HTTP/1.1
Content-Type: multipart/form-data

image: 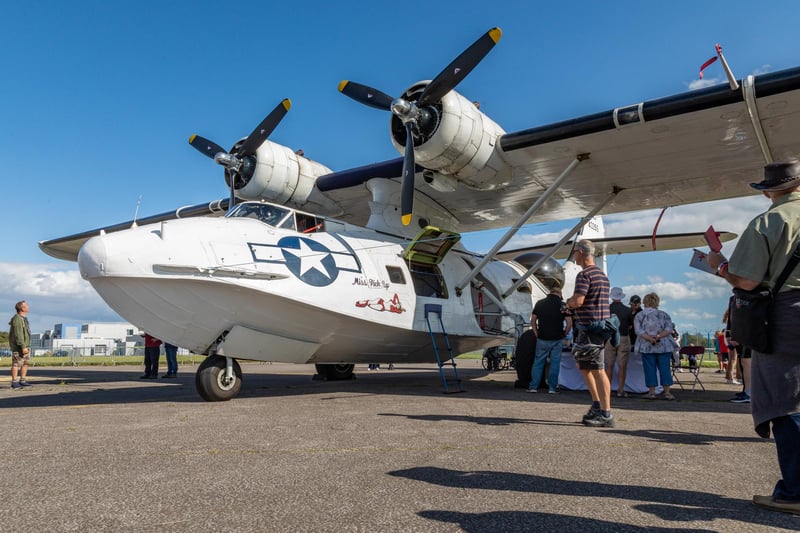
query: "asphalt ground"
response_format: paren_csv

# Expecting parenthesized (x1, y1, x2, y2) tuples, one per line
(1, 360, 798, 532)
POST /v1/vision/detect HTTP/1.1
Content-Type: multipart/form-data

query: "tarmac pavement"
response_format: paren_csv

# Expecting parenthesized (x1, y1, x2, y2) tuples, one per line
(0, 360, 798, 532)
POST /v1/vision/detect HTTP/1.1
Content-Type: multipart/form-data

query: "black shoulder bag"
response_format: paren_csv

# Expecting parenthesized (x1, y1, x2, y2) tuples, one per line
(730, 243, 800, 353)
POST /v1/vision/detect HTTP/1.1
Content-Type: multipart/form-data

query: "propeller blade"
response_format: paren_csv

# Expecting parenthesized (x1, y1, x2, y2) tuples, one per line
(238, 98, 292, 156)
(188, 134, 228, 159)
(338, 80, 393, 111)
(400, 122, 415, 226)
(229, 173, 236, 212)
(419, 27, 502, 106)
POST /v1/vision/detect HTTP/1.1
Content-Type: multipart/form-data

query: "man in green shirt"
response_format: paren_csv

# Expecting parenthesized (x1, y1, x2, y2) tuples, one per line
(8, 300, 32, 389)
(708, 159, 800, 516)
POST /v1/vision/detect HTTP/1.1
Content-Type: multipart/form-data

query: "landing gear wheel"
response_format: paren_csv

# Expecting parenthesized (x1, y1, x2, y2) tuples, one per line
(314, 363, 355, 380)
(196, 355, 242, 401)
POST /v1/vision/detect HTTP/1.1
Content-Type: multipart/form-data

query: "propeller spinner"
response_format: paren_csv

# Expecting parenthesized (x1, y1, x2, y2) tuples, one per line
(339, 27, 501, 225)
(188, 99, 292, 210)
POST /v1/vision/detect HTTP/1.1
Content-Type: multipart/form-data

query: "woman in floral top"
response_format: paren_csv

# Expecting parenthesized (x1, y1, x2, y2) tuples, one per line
(634, 292, 676, 400)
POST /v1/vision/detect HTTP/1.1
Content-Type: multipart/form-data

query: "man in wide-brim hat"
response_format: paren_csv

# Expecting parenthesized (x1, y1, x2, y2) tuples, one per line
(707, 158, 800, 516)
(749, 158, 800, 191)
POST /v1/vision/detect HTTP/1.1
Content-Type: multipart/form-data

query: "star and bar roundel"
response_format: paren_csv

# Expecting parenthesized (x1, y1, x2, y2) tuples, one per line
(248, 235, 362, 287)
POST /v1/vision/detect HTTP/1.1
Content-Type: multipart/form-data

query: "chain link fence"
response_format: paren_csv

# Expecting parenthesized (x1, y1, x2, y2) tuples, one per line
(0, 343, 204, 367)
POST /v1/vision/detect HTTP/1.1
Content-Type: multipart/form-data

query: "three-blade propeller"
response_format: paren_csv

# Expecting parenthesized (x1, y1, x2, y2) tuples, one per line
(189, 99, 292, 210)
(338, 27, 501, 225)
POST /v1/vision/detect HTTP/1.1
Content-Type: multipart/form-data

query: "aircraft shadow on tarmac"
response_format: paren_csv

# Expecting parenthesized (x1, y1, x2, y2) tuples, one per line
(377, 412, 764, 445)
(418, 509, 713, 533)
(0, 366, 764, 420)
(380, 412, 584, 428)
(390, 467, 799, 531)
(602, 428, 763, 446)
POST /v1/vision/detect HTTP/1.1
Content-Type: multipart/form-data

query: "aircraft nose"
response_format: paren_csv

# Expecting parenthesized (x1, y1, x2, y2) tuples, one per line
(78, 235, 108, 279)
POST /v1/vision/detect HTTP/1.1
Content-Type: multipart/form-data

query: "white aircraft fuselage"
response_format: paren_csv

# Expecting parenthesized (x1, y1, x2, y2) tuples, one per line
(77, 202, 538, 367)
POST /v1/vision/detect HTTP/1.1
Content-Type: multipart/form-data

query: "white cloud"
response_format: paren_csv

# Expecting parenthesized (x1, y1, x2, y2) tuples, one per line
(0, 262, 122, 333)
(603, 196, 767, 238)
(497, 196, 767, 253)
(616, 271, 731, 334)
(688, 77, 720, 90)
(689, 65, 773, 91)
(499, 229, 565, 251)
(622, 271, 730, 303)
(752, 64, 772, 76)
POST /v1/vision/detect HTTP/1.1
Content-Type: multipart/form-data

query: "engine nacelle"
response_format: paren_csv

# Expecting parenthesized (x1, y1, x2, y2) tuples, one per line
(234, 140, 343, 216)
(390, 82, 511, 190)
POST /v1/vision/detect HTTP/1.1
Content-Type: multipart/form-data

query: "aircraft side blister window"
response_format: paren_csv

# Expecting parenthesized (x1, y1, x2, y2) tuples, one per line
(386, 266, 406, 284)
(512, 278, 532, 293)
(409, 263, 446, 298)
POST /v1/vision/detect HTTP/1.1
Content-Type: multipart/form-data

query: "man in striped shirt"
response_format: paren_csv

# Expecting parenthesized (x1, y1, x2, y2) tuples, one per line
(566, 239, 614, 428)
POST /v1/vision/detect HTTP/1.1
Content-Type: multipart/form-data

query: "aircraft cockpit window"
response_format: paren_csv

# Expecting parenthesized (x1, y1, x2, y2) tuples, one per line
(279, 216, 296, 231)
(409, 263, 446, 298)
(386, 266, 406, 284)
(227, 203, 291, 227)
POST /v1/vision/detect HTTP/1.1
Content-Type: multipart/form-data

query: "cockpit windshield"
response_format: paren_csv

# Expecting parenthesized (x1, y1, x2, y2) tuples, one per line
(226, 203, 291, 227)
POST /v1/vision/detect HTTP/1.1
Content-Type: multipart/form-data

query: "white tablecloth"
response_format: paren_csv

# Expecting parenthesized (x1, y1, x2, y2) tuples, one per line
(558, 349, 647, 393)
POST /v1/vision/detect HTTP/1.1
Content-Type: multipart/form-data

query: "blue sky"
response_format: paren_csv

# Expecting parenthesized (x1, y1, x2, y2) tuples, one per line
(1, 1, 796, 336)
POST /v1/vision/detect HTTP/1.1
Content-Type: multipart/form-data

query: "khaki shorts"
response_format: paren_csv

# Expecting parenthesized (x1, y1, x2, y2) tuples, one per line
(12, 350, 30, 368)
(605, 336, 631, 370)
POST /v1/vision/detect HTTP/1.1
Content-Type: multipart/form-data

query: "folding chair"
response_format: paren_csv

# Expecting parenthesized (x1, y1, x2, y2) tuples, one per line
(672, 346, 706, 391)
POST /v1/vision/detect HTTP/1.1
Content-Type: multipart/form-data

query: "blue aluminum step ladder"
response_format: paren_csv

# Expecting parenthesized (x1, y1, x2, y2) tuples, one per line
(424, 304, 464, 393)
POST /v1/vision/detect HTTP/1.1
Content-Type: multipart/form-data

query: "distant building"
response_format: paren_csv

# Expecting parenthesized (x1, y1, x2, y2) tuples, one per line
(32, 321, 138, 356)
(28, 321, 189, 357)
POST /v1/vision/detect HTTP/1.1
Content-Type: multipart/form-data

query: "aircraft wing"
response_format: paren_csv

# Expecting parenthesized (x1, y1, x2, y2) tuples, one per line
(495, 231, 738, 262)
(40, 67, 800, 259)
(39, 199, 230, 261)
(320, 67, 800, 232)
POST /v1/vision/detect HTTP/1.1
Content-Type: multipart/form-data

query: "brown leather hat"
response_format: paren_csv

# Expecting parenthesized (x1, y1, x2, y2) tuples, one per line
(750, 159, 800, 191)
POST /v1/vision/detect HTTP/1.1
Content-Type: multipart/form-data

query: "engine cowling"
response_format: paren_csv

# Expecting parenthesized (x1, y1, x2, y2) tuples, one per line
(389, 82, 511, 190)
(233, 139, 343, 217)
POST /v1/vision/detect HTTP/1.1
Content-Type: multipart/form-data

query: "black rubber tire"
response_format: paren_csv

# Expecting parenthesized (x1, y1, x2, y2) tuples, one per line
(196, 355, 242, 401)
(314, 363, 355, 380)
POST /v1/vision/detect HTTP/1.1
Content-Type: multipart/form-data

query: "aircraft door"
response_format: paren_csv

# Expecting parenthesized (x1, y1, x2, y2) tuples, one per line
(471, 272, 504, 334)
(353, 242, 415, 329)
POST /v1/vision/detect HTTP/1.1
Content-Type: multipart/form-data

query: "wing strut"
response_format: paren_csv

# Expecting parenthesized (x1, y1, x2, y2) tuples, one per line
(454, 154, 590, 296)
(501, 189, 621, 298)
(742, 74, 774, 164)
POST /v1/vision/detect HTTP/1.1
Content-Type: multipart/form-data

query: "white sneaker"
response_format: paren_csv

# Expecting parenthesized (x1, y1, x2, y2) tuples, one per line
(526, 388, 537, 393)
(727, 379, 742, 385)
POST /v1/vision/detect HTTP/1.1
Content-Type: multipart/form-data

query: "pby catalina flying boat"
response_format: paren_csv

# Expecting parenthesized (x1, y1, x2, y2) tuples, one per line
(41, 27, 798, 401)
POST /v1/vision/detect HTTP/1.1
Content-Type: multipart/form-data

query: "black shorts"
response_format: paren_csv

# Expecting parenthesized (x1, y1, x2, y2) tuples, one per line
(577, 351, 605, 371)
(574, 328, 606, 370)
(739, 346, 752, 359)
